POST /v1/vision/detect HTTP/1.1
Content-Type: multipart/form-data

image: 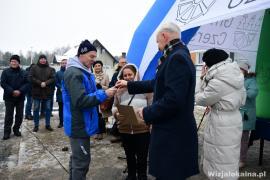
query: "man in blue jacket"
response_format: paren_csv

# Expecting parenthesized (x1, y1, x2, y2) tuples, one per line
(55, 58, 67, 128)
(116, 23, 199, 180)
(62, 40, 116, 180)
(1, 55, 29, 140)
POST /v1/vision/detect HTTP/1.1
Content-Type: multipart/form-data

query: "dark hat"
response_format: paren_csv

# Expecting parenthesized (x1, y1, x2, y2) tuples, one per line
(202, 48, 229, 67)
(93, 60, 103, 68)
(10, 55, 20, 64)
(38, 54, 47, 60)
(77, 39, 97, 56)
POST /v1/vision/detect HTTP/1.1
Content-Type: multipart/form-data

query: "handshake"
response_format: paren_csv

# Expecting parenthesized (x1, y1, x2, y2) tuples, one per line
(104, 80, 128, 98)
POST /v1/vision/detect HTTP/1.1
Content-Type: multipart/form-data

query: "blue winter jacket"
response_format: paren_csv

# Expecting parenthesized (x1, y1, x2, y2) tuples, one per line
(62, 57, 107, 138)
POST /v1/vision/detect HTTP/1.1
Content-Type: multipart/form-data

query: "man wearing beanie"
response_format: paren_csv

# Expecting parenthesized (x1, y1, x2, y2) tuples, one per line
(196, 48, 246, 179)
(29, 54, 55, 132)
(1, 55, 29, 140)
(62, 39, 116, 179)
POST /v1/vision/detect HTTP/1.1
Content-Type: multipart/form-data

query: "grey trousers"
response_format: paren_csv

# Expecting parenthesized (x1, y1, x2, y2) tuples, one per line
(69, 137, 91, 180)
(240, 130, 250, 163)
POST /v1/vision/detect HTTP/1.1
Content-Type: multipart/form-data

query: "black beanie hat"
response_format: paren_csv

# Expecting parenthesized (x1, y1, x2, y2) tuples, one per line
(38, 54, 47, 60)
(92, 60, 103, 68)
(77, 39, 97, 56)
(10, 55, 20, 64)
(202, 48, 229, 67)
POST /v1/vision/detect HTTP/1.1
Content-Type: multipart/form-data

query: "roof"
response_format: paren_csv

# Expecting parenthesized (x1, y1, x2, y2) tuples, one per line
(59, 39, 117, 63)
(54, 55, 69, 63)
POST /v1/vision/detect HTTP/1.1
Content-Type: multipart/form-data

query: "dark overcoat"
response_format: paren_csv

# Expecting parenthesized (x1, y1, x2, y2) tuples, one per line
(55, 68, 65, 102)
(29, 62, 55, 100)
(1, 67, 29, 102)
(128, 42, 199, 179)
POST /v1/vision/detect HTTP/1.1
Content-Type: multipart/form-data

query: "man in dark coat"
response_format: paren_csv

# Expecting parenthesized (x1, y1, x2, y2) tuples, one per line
(116, 22, 199, 180)
(29, 54, 55, 132)
(1, 55, 29, 140)
(109, 57, 127, 88)
(109, 57, 127, 143)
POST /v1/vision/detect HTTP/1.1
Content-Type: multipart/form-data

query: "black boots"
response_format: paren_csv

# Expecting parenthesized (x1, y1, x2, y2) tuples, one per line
(33, 126, 39, 132)
(2, 134, 10, 140)
(57, 123, 63, 128)
(25, 115, 33, 120)
(33, 126, 53, 132)
(2, 129, 22, 140)
(45, 125, 53, 131)
(13, 130, 22, 137)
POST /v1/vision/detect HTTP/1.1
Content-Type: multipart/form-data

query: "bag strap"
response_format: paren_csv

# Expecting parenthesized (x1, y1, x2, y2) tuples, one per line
(127, 95, 136, 106)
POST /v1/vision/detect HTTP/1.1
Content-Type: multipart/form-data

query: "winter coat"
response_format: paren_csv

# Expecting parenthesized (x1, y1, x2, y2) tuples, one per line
(62, 56, 107, 138)
(25, 64, 34, 95)
(55, 67, 65, 102)
(1, 67, 29, 102)
(29, 61, 55, 99)
(240, 77, 258, 130)
(127, 40, 199, 179)
(93, 71, 109, 90)
(196, 59, 246, 180)
(109, 71, 118, 88)
(112, 64, 152, 134)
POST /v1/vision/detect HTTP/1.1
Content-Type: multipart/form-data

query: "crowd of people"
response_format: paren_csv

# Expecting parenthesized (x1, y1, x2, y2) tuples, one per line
(1, 22, 259, 180)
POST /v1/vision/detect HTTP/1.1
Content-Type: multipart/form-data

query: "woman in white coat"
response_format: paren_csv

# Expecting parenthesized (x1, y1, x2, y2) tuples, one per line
(196, 49, 246, 180)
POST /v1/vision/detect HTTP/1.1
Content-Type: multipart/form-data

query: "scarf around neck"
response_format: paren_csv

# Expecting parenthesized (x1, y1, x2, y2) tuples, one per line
(94, 71, 104, 84)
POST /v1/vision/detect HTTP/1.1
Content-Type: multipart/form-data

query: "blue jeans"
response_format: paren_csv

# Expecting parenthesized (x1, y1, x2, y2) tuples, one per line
(40, 94, 54, 114)
(33, 98, 51, 127)
(25, 93, 32, 116)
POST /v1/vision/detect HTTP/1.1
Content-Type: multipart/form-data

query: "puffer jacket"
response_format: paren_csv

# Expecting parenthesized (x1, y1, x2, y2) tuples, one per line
(196, 59, 246, 180)
(112, 64, 152, 134)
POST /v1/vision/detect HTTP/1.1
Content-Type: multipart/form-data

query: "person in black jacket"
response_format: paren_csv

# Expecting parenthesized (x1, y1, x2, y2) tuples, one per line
(116, 22, 199, 180)
(109, 57, 127, 88)
(55, 58, 67, 128)
(109, 57, 127, 143)
(1, 55, 29, 140)
(25, 63, 35, 120)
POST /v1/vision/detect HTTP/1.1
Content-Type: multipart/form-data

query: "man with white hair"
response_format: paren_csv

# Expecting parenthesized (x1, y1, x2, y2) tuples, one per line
(116, 22, 199, 180)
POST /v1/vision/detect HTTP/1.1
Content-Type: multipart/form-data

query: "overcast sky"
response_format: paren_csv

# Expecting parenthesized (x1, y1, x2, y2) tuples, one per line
(0, 0, 155, 56)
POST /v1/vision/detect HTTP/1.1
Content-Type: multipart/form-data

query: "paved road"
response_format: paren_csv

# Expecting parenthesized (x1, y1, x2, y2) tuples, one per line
(0, 104, 269, 180)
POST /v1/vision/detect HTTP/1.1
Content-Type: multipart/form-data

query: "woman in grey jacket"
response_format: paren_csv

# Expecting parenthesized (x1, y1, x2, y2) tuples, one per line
(112, 64, 152, 180)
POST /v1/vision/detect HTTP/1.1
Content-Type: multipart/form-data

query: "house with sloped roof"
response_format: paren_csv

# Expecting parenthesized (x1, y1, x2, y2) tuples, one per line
(53, 39, 118, 78)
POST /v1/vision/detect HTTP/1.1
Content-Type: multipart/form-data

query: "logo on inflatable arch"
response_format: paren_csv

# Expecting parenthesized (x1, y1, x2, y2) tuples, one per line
(176, 0, 216, 24)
